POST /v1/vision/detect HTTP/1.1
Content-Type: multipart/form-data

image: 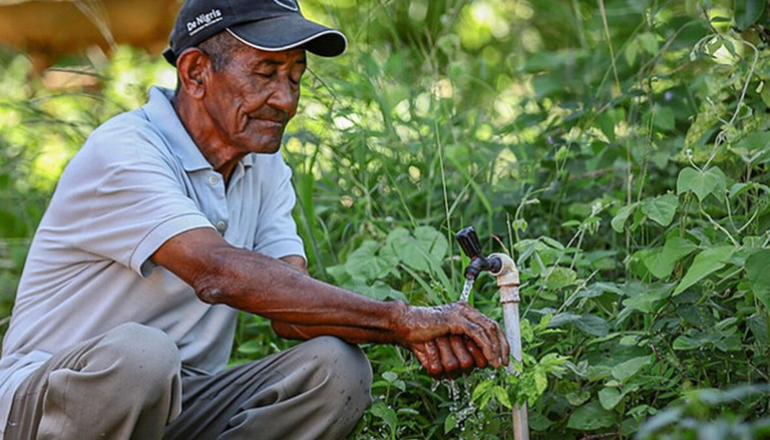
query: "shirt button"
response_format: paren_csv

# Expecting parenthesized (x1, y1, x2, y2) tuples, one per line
(208, 175, 219, 185)
(216, 221, 227, 231)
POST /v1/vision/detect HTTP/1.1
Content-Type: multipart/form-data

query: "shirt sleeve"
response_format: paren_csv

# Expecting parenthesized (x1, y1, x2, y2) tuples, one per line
(52, 119, 214, 277)
(252, 154, 306, 260)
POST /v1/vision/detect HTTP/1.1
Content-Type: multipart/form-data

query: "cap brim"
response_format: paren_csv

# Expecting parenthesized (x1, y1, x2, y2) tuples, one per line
(227, 15, 347, 57)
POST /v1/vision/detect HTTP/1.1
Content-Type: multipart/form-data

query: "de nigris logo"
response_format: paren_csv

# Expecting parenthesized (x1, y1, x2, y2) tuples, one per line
(273, 0, 298, 11)
(186, 8, 224, 36)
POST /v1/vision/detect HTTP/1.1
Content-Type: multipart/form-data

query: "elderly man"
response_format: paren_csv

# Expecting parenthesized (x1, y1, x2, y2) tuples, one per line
(0, 0, 509, 439)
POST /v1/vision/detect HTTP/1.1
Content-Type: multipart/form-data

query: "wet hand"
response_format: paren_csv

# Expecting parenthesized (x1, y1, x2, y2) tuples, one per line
(412, 336, 489, 379)
(402, 302, 509, 370)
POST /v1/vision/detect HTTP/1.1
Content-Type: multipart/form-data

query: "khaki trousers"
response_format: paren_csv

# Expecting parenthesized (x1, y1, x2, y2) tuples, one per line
(5, 323, 372, 440)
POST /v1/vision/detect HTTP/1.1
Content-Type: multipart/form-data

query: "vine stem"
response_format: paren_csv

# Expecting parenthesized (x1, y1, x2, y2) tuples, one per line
(597, 0, 621, 93)
(693, 36, 760, 170)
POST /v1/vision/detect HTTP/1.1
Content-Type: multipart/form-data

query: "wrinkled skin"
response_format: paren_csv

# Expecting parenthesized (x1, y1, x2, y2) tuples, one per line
(160, 33, 509, 379)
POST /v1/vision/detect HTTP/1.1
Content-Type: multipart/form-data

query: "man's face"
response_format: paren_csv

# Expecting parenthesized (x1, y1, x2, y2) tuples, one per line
(203, 46, 306, 155)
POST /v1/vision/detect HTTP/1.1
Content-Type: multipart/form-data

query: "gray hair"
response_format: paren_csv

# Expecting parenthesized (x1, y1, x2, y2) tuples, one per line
(197, 31, 248, 71)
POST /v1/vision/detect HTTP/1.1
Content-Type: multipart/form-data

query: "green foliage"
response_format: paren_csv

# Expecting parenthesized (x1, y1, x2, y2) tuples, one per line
(1, 0, 770, 438)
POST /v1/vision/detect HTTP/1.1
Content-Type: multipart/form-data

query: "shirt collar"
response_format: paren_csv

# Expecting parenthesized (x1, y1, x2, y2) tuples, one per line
(142, 87, 233, 173)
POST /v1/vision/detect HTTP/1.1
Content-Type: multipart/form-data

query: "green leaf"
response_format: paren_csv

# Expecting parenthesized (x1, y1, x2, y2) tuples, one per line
(493, 385, 512, 409)
(612, 203, 639, 233)
(673, 246, 736, 295)
(642, 194, 678, 227)
(746, 249, 770, 310)
(676, 167, 726, 202)
(413, 225, 449, 262)
(369, 402, 398, 432)
(599, 387, 624, 410)
(642, 237, 698, 279)
(567, 401, 615, 430)
(575, 314, 609, 337)
(611, 356, 651, 382)
(735, 0, 766, 31)
(638, 32, 660, 55)
(444, 412, 458, 434)
(731, 132, 770, 164)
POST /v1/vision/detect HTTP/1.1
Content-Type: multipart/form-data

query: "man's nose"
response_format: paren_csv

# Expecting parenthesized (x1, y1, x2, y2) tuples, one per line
(267, 77, 297, 113)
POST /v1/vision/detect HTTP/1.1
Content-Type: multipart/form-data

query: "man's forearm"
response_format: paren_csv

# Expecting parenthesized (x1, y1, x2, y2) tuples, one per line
(271, 321, 401, 345)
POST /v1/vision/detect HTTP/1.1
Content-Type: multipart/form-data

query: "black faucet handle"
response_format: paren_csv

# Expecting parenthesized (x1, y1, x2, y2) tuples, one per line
(456, 226, 484, 259)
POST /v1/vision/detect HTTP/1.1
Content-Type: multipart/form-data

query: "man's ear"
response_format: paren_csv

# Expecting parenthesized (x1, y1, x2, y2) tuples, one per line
(175, 48, 211, 99)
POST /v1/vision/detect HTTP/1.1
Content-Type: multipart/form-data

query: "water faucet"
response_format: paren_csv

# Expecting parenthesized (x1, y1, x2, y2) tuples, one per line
(455, 226, 529, 440)
(456, 226, 502, 280)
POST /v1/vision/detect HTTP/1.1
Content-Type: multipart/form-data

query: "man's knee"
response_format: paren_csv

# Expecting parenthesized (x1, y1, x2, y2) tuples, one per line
(304, 336, 373, 411)
(97, 323, 181, 391)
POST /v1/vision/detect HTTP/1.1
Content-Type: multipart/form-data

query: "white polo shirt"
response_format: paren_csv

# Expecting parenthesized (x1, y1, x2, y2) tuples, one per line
(0, 87, 306, 434)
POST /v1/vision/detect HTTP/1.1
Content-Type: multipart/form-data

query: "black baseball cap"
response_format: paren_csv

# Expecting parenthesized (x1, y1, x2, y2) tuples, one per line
(163, 0, 347, 66)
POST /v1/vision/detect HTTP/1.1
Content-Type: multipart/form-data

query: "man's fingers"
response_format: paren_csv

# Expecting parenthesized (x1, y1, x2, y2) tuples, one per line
(423, 340, 444, 378)
(459, 306, 506, 368)
(436, 336, 460, 375)
(463, 336, 488, 369)
(449, 335, 475, 370)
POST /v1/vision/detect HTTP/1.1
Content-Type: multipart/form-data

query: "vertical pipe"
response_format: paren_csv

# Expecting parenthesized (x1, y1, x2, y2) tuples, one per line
(489, 253, 529, 440)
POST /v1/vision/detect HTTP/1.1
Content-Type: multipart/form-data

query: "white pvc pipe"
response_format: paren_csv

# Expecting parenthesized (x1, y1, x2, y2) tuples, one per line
(489, 253, 529, 440)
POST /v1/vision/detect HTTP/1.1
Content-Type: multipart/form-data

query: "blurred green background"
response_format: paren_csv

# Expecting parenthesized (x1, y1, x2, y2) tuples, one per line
(1, 0, 769, 438)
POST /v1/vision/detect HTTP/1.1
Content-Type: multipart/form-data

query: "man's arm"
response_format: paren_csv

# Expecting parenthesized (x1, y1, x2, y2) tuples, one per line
(151, 227, 509, 368)
(274, 256, 489, 378)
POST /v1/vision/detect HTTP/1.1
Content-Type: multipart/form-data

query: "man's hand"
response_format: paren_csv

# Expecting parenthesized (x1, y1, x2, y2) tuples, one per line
(411, 335, 489, 379)
(397, 302, 509, 370)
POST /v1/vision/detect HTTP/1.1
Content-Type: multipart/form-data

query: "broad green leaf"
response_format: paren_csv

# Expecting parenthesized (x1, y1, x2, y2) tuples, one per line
(621, 283, 672, 313)
(548, 312, 580, 328)
(748, 314, 769, 345)
(528, 412, 555, 431)
(611, 356, 651, 382)
(598, 112, 616, 142)
(676, 167, 726, 202)
(642, 194, 678, 227)
(652, 106, 675, 132)
(545, 266, 577, 289)
(413, 225, 449, 261)
(444, 412, 458, 434)
(575, 314, 609, 337)
(369, 402, 398, 432)
(746, 249, 770, 309)
(731, 132, 770, 164)
(735, 0, 766, 30)
(642, 237, 698, 279)
(673, 246, 736, 295)
(566, 391, 591, 406)
(343, 240, 386, 281)
(673, 330, 720, 350)
(611, 203, 639, 233)
(599, 387, 623, 410)
(638, 32, 660, 55)
(567, 401, 615, 430)
(493, 385, 512, 409)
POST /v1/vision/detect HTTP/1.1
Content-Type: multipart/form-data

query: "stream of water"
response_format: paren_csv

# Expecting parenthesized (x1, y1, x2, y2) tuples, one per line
(460, 278, 474, 302)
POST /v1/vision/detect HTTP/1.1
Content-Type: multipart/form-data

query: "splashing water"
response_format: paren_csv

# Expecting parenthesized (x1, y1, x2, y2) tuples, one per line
(460, 278, 474, 302)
